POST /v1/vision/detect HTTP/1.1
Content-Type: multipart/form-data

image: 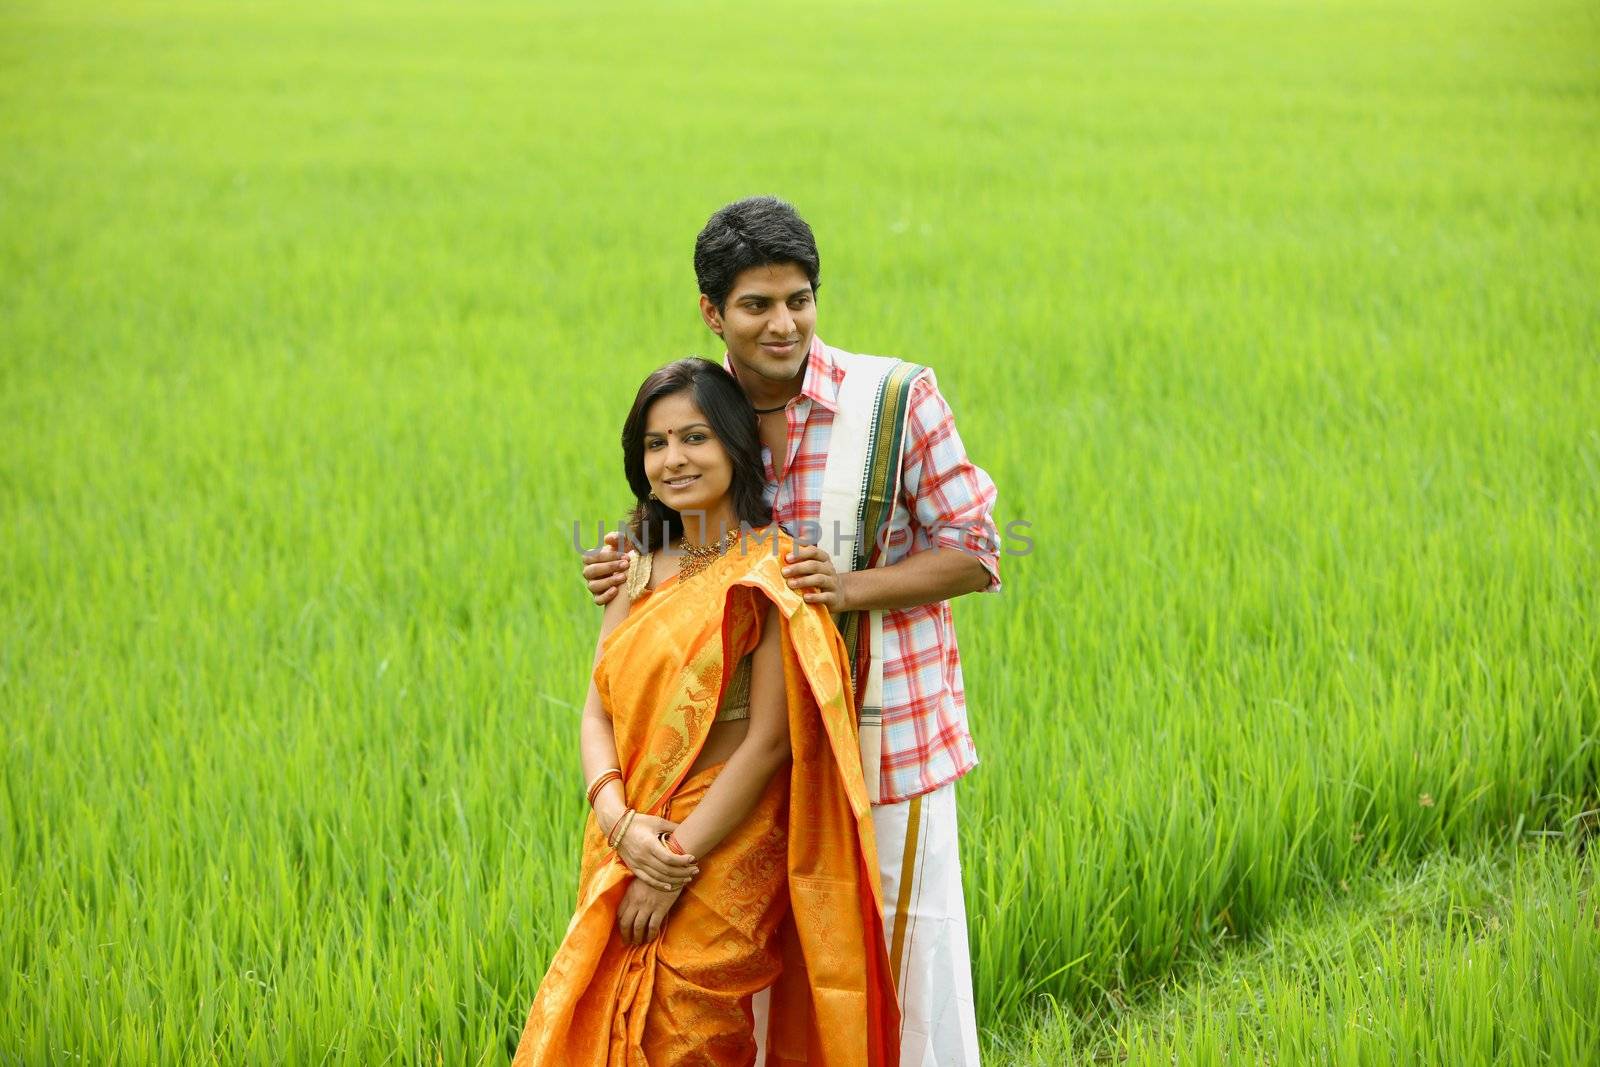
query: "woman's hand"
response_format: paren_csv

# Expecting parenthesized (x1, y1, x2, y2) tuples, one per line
(617, 878, 684, 945)
(614, 813, 699, 890)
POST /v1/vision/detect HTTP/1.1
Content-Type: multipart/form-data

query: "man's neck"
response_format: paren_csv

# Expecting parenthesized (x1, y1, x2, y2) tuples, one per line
(730, 355, 807, 411)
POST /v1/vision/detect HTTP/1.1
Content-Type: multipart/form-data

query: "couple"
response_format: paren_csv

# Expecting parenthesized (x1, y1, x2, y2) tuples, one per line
(514, 197, 1000, 1066)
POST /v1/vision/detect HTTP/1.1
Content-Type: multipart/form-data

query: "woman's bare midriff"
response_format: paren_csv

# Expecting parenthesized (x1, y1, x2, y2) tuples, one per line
(688, 719, 748, 777)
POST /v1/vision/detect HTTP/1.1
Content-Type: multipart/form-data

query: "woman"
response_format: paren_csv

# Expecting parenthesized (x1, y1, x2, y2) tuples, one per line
(513, 358, 899, 1067)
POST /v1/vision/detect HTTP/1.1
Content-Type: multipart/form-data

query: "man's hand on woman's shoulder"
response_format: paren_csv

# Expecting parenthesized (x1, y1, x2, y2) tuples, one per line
(781, 543, 849, 612)
(584, 530, 633, 606)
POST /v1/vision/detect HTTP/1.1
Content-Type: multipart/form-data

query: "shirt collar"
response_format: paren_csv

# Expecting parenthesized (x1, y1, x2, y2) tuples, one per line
(722, 336, 839, 414)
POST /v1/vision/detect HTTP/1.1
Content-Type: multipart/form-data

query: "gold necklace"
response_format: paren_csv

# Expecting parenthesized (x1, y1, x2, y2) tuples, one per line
(676, 531, 740, 582)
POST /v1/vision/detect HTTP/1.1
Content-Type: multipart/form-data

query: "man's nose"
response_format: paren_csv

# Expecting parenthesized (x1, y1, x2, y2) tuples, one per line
(768, 306, 795, 337)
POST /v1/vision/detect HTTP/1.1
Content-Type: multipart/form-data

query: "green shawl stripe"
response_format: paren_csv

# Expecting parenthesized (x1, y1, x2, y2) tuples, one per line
(838, 360, 926, 689)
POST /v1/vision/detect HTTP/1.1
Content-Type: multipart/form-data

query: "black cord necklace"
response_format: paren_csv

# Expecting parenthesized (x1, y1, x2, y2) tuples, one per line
(752, 402, 788, 415)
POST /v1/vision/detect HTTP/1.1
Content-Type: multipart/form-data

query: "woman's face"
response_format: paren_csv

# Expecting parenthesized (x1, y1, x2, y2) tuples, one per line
(642, 390, 735, 520)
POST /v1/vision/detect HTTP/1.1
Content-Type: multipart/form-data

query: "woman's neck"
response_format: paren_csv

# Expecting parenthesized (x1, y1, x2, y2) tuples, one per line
(675, 501, 741, 550)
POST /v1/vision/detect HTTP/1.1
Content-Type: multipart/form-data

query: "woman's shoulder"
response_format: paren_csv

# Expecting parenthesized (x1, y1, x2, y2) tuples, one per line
(732, 524, 792, 565)
(746, 522, 793, 546)
(722, 525, 793, 592)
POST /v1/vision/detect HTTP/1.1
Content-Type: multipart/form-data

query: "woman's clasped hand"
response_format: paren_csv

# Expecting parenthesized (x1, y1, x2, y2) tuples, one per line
(610, 811, 698, 894)
(616, 879, 683, 945)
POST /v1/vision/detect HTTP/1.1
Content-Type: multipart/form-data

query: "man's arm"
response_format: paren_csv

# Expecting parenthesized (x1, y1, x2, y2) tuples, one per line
(784, 370, 1001, 613)
(831, 544, 991, 613)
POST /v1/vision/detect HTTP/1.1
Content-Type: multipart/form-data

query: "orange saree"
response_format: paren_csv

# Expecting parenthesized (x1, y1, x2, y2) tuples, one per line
(512, 528, 900, 1067)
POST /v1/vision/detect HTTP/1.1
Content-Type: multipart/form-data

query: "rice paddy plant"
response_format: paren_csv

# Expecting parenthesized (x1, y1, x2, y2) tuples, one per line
(996, 842, 1599, 1065)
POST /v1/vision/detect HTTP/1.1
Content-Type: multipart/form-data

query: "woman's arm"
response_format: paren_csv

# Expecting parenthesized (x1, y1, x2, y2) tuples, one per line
(580, 583, 699, 890)
(671, 602, 791, 858)
(580, 587, 631, 826)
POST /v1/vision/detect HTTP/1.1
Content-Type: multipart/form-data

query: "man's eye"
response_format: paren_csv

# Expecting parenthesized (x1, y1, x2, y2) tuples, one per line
(791, 296, 810, 308)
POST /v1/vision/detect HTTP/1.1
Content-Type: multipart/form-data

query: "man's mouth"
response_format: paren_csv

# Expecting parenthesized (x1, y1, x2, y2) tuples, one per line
(662, 475, 700, 490)
(759, 339, 802, 354)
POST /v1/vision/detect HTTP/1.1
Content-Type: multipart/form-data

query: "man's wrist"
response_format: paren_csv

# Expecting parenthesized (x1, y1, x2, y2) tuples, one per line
(836, 570, 856, 614)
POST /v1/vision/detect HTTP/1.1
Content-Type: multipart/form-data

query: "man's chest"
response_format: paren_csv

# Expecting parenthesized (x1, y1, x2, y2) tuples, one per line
(757, 419, 791, 481)
(759, 406, 834, 527)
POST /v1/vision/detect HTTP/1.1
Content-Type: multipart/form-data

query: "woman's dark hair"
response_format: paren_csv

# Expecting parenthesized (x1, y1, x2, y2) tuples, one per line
(621, 358, 771, 550)
(693, 196, 821, 312)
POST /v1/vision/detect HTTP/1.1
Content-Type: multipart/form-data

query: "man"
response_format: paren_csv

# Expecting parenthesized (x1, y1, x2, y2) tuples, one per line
(583, 196, 1000, 1065)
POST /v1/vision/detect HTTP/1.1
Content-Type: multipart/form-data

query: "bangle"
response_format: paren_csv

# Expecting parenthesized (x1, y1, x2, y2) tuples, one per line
(585, 767, 621, 796)
(586, 769, 623, 808)
(659, 831, 688, 856)
(608, 807, 636, 850)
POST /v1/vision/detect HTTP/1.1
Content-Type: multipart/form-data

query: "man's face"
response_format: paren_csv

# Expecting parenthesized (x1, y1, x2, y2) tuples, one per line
(700, 262, 818, 386)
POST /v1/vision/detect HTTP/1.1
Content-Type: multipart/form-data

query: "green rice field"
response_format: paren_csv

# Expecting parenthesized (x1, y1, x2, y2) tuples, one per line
(3, 0, 1598, 1062)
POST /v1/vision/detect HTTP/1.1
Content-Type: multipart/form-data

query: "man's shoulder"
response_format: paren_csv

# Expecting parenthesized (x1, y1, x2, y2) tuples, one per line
(822, 339, 928, 377)
(821, 342, 934, 414)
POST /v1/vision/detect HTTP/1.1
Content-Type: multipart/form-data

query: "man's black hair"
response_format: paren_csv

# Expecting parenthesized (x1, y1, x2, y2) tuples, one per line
(693, 196, 821, 313)
(621, 358, 770, 550)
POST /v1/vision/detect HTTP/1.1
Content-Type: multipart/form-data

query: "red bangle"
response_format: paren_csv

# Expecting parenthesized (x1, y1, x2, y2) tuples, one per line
(586, 770, 622, 808)
(661, 831, 687, 856)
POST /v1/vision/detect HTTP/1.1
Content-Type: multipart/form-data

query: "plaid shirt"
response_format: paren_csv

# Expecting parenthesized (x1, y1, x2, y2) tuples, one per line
(726, 338, 1000, 803)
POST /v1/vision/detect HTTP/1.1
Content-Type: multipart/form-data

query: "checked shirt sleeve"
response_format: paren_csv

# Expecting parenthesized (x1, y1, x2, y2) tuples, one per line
(898, 371, 1001, 591)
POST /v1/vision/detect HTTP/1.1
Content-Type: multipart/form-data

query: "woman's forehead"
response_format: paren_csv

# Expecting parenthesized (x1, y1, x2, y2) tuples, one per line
(644, 391, 707, 434)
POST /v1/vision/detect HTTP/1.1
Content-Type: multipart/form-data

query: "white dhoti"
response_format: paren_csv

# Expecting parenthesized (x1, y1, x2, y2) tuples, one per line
(755, 780, 981, 1066)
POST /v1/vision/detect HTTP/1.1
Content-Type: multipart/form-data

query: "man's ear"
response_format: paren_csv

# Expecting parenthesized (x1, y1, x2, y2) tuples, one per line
(698, 294, 723, 336)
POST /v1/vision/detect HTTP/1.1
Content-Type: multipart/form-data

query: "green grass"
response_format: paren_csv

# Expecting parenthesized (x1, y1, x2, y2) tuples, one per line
(3, 0, 1598, 1063)
(995, 840, 1600, 1066)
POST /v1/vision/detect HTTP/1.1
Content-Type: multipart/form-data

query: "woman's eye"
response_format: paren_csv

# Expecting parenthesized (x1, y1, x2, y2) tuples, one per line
(685, 434, 707, 444)
(646, 440, 663, 449)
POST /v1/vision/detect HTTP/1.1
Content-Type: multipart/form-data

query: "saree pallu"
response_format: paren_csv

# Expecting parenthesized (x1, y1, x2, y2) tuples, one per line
(513, 529, 900, 1067)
